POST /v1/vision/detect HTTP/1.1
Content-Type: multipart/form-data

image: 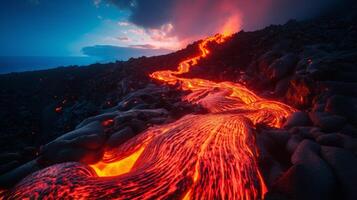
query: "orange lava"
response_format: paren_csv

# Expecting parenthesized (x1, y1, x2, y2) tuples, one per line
(4, 34, 295, 200)
(90, 146, 145, 177)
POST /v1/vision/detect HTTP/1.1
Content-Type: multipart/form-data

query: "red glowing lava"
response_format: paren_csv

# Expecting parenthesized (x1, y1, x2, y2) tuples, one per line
(3, 33, 295, 199)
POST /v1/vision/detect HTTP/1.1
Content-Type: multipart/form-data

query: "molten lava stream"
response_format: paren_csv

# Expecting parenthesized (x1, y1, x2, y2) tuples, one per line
(4, 34, 295, 200)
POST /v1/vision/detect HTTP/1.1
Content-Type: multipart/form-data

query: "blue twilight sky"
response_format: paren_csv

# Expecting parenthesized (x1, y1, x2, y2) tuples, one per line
(0, 0, 344, 59)
(0, 0, 177, 59)
(1, 0, 114, 56)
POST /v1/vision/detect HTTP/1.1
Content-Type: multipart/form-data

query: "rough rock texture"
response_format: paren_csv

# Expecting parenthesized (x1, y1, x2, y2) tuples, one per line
(0, 83, 203, 188)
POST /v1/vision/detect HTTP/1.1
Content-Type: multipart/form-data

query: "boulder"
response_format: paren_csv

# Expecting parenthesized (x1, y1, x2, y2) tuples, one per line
(344, 138, 357, 155)
(325, 95, 357, 125)
(320, 81, 357, 97)
(147, 117, 168, 125)
(76, 112, 118, 129)
(267, 54, 298, 81)
(289, 126, 315, 140)
(340, 124, 357, 137)
(312, 103, 325, 112)
(256, 134, 285, 187)
(274, 77, 291, 97)
(71, 134, 106, 150)
(264, 129, 291, 147)
(38, 145, 103, 166)
(270, 161, 336, 200)
(265, 165, 296, 200)
(38, 121, 105, 166)
(257, 51, 281, 75)
(283, 111, 312, 129)
(321, 146, 357, 200)
(308, 127, 325, 139)
(306, 58, 333, 80)
(316, 133, 345, 148)
(0, 160, 41, 189)
(285, 75, 315, 108)
(129, 119, 146, 133)
(282, 140, 336, 200)
(309, 112, 347, 132)
(117, 97, 145, 111)
(286, 135, 303, 155)
(291, 140, 320, 164)
(56, 121, 104, 142)
(134, 108, 169, 120)
(106, 127, 135, 149)
(114, 112, 135, 124)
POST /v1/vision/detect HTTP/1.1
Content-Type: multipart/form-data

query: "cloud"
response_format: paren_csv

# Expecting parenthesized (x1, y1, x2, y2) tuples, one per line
(109, 0, 174, 28)
(118, 21, 130, 26)
(107, 0, 351, 44)
(117, 36, 130, 41)
(81, 45, 172, 60)
(129, 44, 157, 49)
(128, 28, 145, 35)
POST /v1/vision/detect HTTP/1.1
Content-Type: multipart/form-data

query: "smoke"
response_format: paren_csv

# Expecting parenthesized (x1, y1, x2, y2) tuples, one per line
(107, 0, 350, 44)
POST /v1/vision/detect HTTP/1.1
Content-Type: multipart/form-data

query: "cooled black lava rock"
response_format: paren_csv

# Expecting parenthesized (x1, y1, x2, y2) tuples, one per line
(283, 111, 312, 129)
(321, 146, 357, 200)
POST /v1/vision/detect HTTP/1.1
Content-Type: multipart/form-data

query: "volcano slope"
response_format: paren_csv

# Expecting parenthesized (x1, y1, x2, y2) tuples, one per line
(1, 10, 357, 200)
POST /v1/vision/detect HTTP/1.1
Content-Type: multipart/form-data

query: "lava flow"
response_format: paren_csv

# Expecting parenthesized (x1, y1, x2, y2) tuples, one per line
(4, 34, 295, 200)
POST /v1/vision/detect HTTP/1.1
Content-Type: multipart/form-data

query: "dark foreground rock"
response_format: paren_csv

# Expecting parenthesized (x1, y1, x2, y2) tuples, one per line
(0, 83, 203, 189)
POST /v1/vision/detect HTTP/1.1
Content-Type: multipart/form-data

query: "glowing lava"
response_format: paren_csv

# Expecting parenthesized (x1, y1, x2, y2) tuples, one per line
(90, 146, 145, 177)
(3, 34, 295, 200)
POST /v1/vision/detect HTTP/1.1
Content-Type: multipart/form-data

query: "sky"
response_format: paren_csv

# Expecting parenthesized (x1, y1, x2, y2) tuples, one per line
(0, 0, 177, 59)
(0, 0, 347, 61)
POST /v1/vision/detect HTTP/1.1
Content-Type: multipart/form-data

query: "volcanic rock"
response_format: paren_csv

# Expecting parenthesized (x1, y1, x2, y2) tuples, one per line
(309, 112, 347, 132)
(289, 126, 317, 140)
(340, 124, 357, 137)
(291, 140, 320, 164)
(147, 117, 168, 125)
(321, 146, 357, 200)
(285, 75, 315, 108)
(129, 119, 146, 133)
(38, 121, 105, 165)
(0, 153, 21, 165)
(316, 133, 345, 148)
(106, 127, 135, 149)
(256, 134, 285, 187)
(320, 81, 357, 97)
(0, 161, 20, 175)
(283, 111, 312, 129)
(274, 76, 291, 97)
(76, 112, 118, 129)
(270, 161, 336, 200)
(286, 135, 303, 155)
(312, 103, 325, 112)
(264, 129, 291, 147)
(325, 95, 357, 125)
(286, 140, 336, 200)
(71, 134, 106, 150)
(0, 160, 41, 189)
(344, 139, 357, 155)
(267, 54, 298, 81)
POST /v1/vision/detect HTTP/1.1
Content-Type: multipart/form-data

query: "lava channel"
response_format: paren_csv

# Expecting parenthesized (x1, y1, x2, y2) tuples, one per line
(4, 34, 296, 200)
